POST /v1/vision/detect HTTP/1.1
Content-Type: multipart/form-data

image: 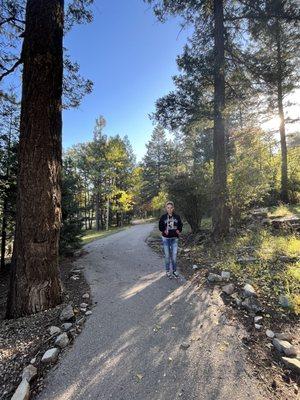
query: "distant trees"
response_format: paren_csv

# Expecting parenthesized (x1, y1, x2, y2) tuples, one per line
(63, 117, 136, 232)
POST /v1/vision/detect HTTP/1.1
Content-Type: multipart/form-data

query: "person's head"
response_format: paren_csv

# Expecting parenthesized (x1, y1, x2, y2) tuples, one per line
(165, 201, 174, 215)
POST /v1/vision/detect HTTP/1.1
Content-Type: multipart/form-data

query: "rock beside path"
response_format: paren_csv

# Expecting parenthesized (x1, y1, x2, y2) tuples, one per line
(282, 357, 300, 374)
(222, 283, 235, 295)
(22, 365, 37, 383)
(241, 297, 262, 313)
(59, 305, 75, 322)
(243, 284, 256, 298)
(272, 338, 297, 357)
(41, 348, 60, 364)
(207, 273, 222, 283)
(11, 379, 30, 400)
(55, 333, 69, 348)
(48, 326, 61, 336)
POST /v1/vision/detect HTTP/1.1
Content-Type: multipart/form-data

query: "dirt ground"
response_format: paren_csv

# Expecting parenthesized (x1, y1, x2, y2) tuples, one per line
(0, 251, 91, 400)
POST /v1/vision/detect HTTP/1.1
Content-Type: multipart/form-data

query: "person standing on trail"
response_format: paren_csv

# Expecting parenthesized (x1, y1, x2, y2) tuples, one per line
(159, 201, 183, 279)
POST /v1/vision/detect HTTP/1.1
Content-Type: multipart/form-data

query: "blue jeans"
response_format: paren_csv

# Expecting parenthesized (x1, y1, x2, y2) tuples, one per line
(162, 237, 178, 272)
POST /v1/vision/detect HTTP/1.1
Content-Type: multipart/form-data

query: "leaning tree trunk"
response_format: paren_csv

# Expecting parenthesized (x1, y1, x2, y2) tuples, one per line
(6, 0, 64, 318)
(212, 0, 230, 239)
(275, 19, 289, 203)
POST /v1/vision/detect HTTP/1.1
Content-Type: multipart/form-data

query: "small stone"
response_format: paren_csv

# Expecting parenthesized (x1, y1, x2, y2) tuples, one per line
(55, 333, 69, 348)
(48, 326, 61, 336)
(30, 357, 36, 365)
(275, 332, 293, 341)
(273, 338, 297, 357)
(11, 379, 30, 400)
(85, 310, 92, 316)
(71, 275, 80, 280)
(41, 348, 60, 364)
(60, 304, 75, 321)
(282, 357, 300, 375)
(180, 343, 190, 350)
(254, 316, 263, 323)
(243, 284, 256, 298)
(255, 324, 262, 330)
(192, 265, 199, 270)
(22, 365, 37, 383)
(221, 271, 230, 280)
(207, 273, 222, 283)
(222, 283, 235, 295)
(278, 294, 291, 308)
(61, 323, 73, 331)
(80, 303, 88, 308)
(82, 293, 90, 299)
(241, 297, 262, 313)
(266, 329, 275, 339)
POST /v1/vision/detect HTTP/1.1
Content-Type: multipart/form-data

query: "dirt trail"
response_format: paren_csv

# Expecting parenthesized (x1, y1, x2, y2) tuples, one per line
(37, 223, 269, 400)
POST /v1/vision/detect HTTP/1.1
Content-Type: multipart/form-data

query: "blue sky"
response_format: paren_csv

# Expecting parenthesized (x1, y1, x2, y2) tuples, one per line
(63, 0, 190, 161)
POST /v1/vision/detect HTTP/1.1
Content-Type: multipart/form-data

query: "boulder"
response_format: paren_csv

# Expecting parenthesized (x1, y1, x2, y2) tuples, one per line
(243, 284, 256, 298)
(11, 379, 30, 400)
(41, 348, 60, 364)
(55, 333, 69, 348)
(273, 338, 297, 357)
(222, 283, 235, 295)
(59, 304, 75, 322)
(22, 365, 37, 383)
(282, 357, 300, 375)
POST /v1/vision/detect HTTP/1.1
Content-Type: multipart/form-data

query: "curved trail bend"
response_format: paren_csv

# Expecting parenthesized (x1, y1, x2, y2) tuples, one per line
(37, 223, 268, 400)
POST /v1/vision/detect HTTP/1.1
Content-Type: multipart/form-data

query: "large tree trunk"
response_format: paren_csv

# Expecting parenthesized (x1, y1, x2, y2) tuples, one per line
(0, 197, 8, 271)
(212, 0, 229, 239)
(275, 19, 289, 203)
(6, 0, 64, 318)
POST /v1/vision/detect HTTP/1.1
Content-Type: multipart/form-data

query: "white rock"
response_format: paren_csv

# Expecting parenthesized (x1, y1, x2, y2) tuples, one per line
(59, 304, 75, 321)
(80, 302, 88, 308)
(85, 310, 92, 316)
(22, 364, 37, 383)
(48, 326, 61, 336)
(221, 271, 231, 280)
(192, 265, 199, 270)
(266, 329, 275, 339)
(82, 293, 90, 299)
(61, 322, 73, 331)
(243, 284, 256, 297)
(282, 357, 300, 374)
(255, 324, 262, 330)
(55, 333, 69, 348)
(273, 338, 297, 357)
(11, 379, 30, 400)
(254, 316, 263, 323)
(41, 348, 60, 364)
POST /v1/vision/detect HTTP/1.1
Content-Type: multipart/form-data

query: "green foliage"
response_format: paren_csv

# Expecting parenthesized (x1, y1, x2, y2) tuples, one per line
(59, 157, 83, 256)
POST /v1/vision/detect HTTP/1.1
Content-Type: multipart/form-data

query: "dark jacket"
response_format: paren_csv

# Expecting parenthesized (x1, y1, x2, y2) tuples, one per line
(159, 213, 183, 238)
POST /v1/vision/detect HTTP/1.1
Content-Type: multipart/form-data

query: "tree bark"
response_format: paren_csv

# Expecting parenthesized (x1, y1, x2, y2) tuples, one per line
(212, 0, 230, 239)
(275, 19, 289, 203)
(6, 0, 64, 318)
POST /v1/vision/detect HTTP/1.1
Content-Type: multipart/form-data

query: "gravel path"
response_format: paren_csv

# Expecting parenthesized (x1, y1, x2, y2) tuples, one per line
(37, 223, 269, 400)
